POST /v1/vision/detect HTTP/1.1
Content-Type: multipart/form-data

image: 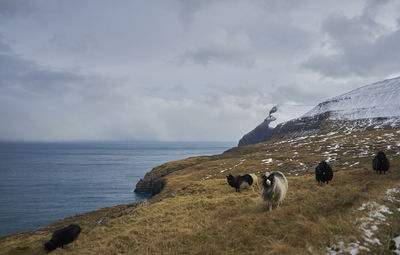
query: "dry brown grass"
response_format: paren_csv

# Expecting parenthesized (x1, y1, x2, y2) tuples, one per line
(1, 129, 400, 254)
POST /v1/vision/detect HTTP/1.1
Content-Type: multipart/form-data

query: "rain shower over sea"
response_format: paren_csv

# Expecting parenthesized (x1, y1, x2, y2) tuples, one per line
(0, 141, 234, 236)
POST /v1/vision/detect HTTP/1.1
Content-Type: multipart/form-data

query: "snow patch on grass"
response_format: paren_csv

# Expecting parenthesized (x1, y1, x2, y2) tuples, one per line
(387, 188, 400, 203)
(358, 202, 392, 239)
(220, 159, 246, 173)
(327, 241, 370, 255)
(349, 162, 360, 167)
(261, 158, 272, 164)
(330, 187, 400, 254)
(393, 236, 400, 255)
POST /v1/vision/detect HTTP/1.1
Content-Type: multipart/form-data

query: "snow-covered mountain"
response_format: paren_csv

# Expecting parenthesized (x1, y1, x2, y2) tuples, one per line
(267, 104, 314, 128)
(302, 77, 400, 120)
(239, 76, 400, 146)
(238, 104, 313, 146)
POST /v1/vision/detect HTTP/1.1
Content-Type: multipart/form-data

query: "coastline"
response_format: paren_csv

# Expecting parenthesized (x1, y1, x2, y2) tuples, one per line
(0, 141, 234, 238)
(0, 147, 232, 255)
(1, 142, 235, 242)
(2, 129, 400, 254)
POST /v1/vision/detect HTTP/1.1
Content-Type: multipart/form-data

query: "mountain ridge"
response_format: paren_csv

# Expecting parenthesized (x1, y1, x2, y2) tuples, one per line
(239, 76, 400, 146)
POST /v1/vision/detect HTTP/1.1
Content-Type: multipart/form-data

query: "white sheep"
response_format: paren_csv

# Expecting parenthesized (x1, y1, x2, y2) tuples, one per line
(260, 171, 288, 211)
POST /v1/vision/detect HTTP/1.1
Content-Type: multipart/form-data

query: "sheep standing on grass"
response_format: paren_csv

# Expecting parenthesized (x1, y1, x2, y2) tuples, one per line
(373, 151, 390, 174)
(248, 173, 259, 191)
(226, 174, 258, 192)
(44, 224, 81, 252)
(315, 160, 333, 184)
(261, 171, 288, 211)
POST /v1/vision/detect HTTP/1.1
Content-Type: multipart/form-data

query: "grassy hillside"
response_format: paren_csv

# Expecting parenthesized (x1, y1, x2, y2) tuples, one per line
(1, 129, 400, 254)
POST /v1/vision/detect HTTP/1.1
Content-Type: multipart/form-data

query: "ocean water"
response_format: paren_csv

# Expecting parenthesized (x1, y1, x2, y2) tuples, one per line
(0, 141, 234, 236)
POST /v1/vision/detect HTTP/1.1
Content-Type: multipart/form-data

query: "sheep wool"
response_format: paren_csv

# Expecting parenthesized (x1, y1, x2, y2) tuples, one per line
(261, 171, 288, 211)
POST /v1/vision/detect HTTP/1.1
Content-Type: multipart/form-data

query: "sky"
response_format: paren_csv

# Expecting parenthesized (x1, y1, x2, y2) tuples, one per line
(0, 0, 400, 142)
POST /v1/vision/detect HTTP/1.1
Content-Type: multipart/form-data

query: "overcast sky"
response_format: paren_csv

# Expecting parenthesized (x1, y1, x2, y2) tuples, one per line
(0, 0, 400, 142)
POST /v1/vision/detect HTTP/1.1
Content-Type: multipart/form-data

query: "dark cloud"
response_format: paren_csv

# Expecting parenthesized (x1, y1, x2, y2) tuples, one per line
(0, 0, 31, 19)
(302, 0, 400, 78)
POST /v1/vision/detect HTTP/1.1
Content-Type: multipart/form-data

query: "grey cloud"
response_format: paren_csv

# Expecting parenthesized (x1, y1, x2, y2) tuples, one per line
(248, 23, 316, 59)
(0, 39, 85, 95)
(0, 37, 123, 141)
(0, 0, 32, 19)
(303, 26, 400, 77)
(0, 37, 11, 52)
(179, 44, 255, 67)
(303, 0, 400, 78)
(172, 0, 227, 22)
(173, 0, 306, 22)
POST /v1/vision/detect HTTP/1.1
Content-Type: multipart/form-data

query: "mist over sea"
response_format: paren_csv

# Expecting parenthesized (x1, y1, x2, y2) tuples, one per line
(0, 141, 234, 236)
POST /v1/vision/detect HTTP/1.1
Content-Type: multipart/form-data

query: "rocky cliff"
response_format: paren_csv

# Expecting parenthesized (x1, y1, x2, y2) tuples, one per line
(238, 104, 312, 146)
(134, 156, 212, 195)
(238, 120, 274, 147)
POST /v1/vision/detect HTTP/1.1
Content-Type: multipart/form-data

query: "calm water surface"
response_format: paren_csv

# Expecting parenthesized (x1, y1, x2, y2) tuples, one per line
(0, 141, 234, 236)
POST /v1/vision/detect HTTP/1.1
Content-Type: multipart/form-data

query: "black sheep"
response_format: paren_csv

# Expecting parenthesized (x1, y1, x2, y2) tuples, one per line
(226, 174, 253, 192)
(315, 161, 333, 184)
(373, 151, 390, 174)
(44, 224, 81, 252)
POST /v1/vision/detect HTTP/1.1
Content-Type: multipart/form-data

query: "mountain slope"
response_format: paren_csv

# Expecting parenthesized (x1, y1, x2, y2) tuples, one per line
(241, 76, 400, 145)
(303, 76, 400, 120)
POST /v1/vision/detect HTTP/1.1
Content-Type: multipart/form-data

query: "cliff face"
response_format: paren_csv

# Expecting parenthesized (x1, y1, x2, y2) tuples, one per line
(134, 156, 211, 195)
(238, 121, 274, 146)
(135, 178, 166, 196)
(238, 104, 312, 146)
(134, 164, 185, 195)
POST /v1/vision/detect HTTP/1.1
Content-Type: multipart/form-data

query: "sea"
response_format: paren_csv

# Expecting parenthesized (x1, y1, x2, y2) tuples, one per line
(0, 141, 234, 237)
